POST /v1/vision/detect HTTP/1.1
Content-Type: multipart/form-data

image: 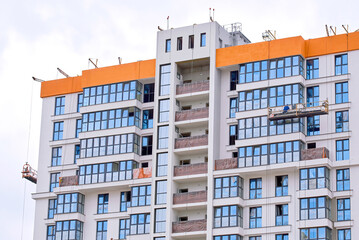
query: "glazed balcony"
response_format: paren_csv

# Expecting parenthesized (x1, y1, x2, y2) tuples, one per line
(175, 107, 209, 122)
(59, 176, 79, 187)
(174, 162, 208, 177)
(173, 190, 207, 205)
(176, 80, 209, 95)
(175, 135, 208, 149)
(215, 158, 237, 170)
(172, 219, 207, 233)
(301, 147, 329, 160)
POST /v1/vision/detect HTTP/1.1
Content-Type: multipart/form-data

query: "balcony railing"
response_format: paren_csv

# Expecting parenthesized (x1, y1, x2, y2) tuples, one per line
(176, 80, 209, 95)
(301, 147, 329, 161)
(174, 162, 208, 176)
(173, 190, 207, 204)
(172, 219, 207, 233)
(175, 135, 208, 149)
(175, 107, 209, 122)
(133, 167, 152, 179)
(215, 158, 237, 170)
(59, 176, 79, 187)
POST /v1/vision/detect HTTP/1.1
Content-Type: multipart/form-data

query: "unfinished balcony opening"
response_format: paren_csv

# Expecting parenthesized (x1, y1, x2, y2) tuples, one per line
(176, 58, 210, 95)
(175, 126, 209, 150)
(174, 154, 208, 177)
(173, 180, 208, 205)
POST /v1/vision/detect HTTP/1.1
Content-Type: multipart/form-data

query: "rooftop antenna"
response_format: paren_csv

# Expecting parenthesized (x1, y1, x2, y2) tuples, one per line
(209, 8, 212, 22)
(330, 26, 337, 35)
(57, 68, 70, 78)
(342, 24, 349, 34)
(325, 25, 330, 36)
(88, 58, 98, 68)
(118, 57, 122, 65)
(213, 8, 215, 21)
(262, 30, 276, 41)
(167, 16, 169, 30)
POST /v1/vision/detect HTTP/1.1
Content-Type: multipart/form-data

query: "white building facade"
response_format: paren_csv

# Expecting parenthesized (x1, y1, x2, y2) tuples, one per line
(32, 21, 359, 240)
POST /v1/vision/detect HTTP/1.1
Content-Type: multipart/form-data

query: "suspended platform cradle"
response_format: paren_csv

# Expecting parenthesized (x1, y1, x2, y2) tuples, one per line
(21, 162, 37, 184)
(268, 100, 329, 121)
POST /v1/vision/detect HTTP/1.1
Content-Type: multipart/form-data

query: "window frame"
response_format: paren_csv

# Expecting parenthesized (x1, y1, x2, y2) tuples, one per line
(49, 172, 60, 192)
(276, 175, 288, 197)
(230, 97, 238, 118)
(336, 139, 349, 161)
(300, 167, 330, 190)
(96, 221, 107, 240)
(48, 199, 57, 219)
(119, 219, 130, 239)
(143, 83, 154, 103)
(177, 37, 183, 51)
(97, 194, 109, 214)
(165, 39, 171, 52)
(335, 82, 349, 104)
(51, 147, 62, 166)
(249, 178, 262, 199)
(229, 125, 238, 145)
(157, 125, 169, 149)
(338, 229, 351, 240)
(129, 213, 150, 235)
(156, 153, 168, 177)
(336, 111, 349, 132)
(200, 33, 206, 47)
(249, 207, 262, 228)
(156, 180, 167, 205)
(142, 109, 153, 129)
(154, 208, 166, 233)
(307, 115, 320, 136)
(141, 135, 153, 156)
(306, 58, 319, 80)
(159, 99, 170, 122)
(57, 192, 85, 214)
(131, 185, 151, 207)
(337, 198, 351, 221)
(335, 54, 348, 76)
(214, 176, 243, 199)
(188, 35, 194, 49)
(53, 122, 64, 141)
(159, 64, 171, 96)
(47, 225, 55, 240)
(337, 169, 350, 191)
(214, 205, 243, 228)
(55, 96, 65, 116)
(300, 196, 330, 220)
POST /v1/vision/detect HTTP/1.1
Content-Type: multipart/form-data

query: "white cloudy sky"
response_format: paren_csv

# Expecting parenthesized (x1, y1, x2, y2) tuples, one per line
(0, 0, 357, 239)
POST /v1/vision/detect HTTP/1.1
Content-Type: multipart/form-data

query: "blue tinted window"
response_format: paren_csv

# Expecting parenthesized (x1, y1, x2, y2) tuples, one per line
(165, 39, 171, 52)
(336, 139, 349, 161)
(55, 96, 65, 115)
(335, 54, 348, 75)
(200, 33, 206, 47)
(53, 122, 64, 141)
(335, 82, 348, 104)
(337, 169, 350, 191)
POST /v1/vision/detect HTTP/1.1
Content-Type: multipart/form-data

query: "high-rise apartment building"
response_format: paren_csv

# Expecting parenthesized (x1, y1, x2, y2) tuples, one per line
(32, 21, 359, 240)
